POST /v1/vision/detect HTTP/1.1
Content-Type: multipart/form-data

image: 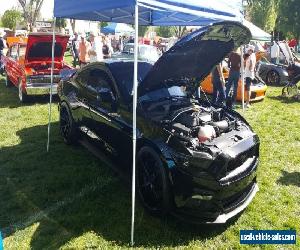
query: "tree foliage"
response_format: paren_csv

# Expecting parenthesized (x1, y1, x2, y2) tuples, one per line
(17, 0, 44, 31)
(56, 18, 67, 31)
(278, 0, 300, 40)
(247, 0, 280, 33)
(155, 26, 187, 38)
(1, 9, 22, 30)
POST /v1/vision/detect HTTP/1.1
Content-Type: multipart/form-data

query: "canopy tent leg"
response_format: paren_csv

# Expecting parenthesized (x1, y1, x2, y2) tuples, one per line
(47, 17, 56, 152)
(131, 3, 139, 247)
(240, 45, 245, 112)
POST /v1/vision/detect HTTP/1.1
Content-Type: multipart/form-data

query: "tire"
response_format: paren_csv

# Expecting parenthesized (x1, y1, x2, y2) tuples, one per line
(59, 102, 78, 144)
(5, 71, 12, 87)
(136, 146, 173, 216)
(18, 81, 29, 103)
(266, 70, 280, 85)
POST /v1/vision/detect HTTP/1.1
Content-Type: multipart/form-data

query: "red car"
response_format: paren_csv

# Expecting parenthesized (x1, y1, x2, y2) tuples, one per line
(2, 33, 70, 102)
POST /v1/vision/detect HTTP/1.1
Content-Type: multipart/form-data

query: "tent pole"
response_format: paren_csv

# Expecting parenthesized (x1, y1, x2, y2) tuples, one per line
(47, 17, 56, 152)
(131, 3, 139, 247)
(241, 45, 245, 112)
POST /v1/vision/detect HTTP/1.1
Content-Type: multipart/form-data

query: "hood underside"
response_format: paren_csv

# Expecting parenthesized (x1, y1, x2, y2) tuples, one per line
(138, 21, 251, 96)
(25, 33, 69, 63)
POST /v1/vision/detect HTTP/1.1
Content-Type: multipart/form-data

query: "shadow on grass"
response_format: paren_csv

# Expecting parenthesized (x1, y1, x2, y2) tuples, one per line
(277, 170, 300, 188)
(268, 95, 300, 104)
(0, 78, 59, 109)
(0, 123, 234, 249)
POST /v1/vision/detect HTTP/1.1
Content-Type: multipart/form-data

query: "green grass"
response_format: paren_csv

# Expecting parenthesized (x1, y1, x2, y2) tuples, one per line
(0, 76, 299, 250)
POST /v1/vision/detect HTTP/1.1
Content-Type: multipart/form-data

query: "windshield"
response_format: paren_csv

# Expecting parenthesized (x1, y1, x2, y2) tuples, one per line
(139, 86, 187, 102)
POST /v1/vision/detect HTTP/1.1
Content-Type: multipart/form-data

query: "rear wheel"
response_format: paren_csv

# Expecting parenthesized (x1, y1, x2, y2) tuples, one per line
(266, 70, 280, 85)
(18, 81, 29, 103)
(59, 102, 78, 144)
(137, 146, 173, 216)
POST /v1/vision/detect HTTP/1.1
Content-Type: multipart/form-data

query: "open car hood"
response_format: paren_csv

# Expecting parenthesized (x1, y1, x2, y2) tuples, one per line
(277, 41, 294, 65)
(139, 21, 251, 96)
(25, 33, 69, 63)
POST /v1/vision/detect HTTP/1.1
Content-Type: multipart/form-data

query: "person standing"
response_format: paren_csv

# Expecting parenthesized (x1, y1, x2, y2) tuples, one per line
(211, 63, 226, 105)
(0, 33, 6, 74)
(71, 33, 80, 67)
(225, 49, 241, 107)
(270, 40, 280, 64)
(78, 35, 91, 67)
(88, 32, 103, 63)
(244, 45, 256, 108)
(103, 36, 113, 59)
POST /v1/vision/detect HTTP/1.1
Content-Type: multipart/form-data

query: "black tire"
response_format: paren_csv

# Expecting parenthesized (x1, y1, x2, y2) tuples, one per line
(137, 146, 173, 216)
(18, 81, 29, 103)
(266, 70, 280, 85)
(59, 102, 78, 144)
(5, 71, 12, 87)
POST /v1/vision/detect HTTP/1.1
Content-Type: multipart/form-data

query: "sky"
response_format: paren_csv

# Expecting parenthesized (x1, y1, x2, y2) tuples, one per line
(0, 0, 54, 19)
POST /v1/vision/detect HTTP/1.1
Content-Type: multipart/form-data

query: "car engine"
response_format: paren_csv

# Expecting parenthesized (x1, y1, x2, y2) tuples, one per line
(168, 105, 238, 148)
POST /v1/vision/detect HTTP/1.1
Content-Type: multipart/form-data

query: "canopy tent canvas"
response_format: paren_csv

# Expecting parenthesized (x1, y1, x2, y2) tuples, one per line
(51, 0, 244, 245)
(101, 23, 135, 35)
(242, 19, 271, 41)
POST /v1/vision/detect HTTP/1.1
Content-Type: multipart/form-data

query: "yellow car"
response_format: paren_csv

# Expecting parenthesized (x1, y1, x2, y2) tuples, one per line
(201, 65, 267, 102)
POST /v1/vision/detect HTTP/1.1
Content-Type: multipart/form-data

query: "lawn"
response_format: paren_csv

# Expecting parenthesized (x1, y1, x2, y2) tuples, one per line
(0, 73, 299, 249)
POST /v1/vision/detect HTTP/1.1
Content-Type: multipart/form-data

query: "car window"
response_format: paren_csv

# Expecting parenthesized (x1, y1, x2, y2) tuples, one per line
(19, 45, 26, 57)
(10, 45, 18, 59)
(86, 69, 113, 96)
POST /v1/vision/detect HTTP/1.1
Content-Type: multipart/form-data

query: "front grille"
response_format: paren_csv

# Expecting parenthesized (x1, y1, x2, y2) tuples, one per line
(227, 146, 258, 173)
(222, 180, 256, 213)
(29, 75, 61, 84)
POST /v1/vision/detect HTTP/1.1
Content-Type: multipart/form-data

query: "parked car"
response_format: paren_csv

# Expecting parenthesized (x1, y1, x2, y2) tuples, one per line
(2, 33, 70, 102)
(201, 61, 267, 102)
(58, 21, 259, 223)
(119, 43, 161, 62)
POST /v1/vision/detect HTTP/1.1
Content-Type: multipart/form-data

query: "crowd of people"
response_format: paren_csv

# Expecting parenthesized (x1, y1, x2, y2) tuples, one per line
(211, 45, 256, 109)
(71, 32, 116, 67)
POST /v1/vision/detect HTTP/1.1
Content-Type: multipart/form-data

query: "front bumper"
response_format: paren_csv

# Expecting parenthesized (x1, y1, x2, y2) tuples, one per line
(25, 84, 58, 96)
(169, 133, 259, 223)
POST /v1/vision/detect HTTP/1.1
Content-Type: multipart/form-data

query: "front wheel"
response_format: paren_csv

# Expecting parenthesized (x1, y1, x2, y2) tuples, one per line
(137, 146, 173, 216)
(59, 102, 78, 144)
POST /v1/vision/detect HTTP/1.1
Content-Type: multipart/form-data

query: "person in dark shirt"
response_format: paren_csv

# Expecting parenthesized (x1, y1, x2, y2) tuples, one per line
(225, 50, 241, 107)
(212, 63, 226, 105)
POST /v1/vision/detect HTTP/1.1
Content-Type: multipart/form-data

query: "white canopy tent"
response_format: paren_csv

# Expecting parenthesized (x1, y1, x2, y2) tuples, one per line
(50, 0, 244, 245)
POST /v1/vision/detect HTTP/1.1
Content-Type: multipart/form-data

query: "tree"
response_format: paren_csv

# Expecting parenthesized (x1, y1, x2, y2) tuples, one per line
(278, 0, 300, 41)
(155, 26, 174, 37)
(173, 26, 187, 38)
(56, 18, 67, 32)
(17, 0, 44, 31)
(138, 26, 148, 37)
(247, 0, 281, 33)
(1, 9, 22, 30)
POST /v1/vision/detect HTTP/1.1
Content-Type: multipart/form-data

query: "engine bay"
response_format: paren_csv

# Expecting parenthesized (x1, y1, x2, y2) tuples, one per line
(142, 97, 244, 150)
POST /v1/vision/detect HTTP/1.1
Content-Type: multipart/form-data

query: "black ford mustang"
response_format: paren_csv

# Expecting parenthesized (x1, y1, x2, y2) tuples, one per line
(58, 21, 259, 223)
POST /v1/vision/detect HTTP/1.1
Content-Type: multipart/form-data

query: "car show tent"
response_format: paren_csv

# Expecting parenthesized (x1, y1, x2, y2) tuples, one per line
(50, 0, 244, 245)
(243, 19, 271, 41)
(101, 22, 135, 35)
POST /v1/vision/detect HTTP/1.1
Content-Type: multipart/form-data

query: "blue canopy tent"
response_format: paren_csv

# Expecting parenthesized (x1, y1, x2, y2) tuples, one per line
(102, 23, 134, 35)
(50, 0, 244, 245)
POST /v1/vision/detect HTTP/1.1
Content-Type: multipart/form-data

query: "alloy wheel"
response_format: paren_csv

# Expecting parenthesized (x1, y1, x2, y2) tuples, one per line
(60, 106, 71, 140)
(138, 150, 164, 211)
(267, 71, 280, 85)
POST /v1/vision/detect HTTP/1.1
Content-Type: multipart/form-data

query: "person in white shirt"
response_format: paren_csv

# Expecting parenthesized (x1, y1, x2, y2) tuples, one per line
(244, 45, 256, 108)
(270, 41, 280, 64)
(88, 32, 103, 63)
